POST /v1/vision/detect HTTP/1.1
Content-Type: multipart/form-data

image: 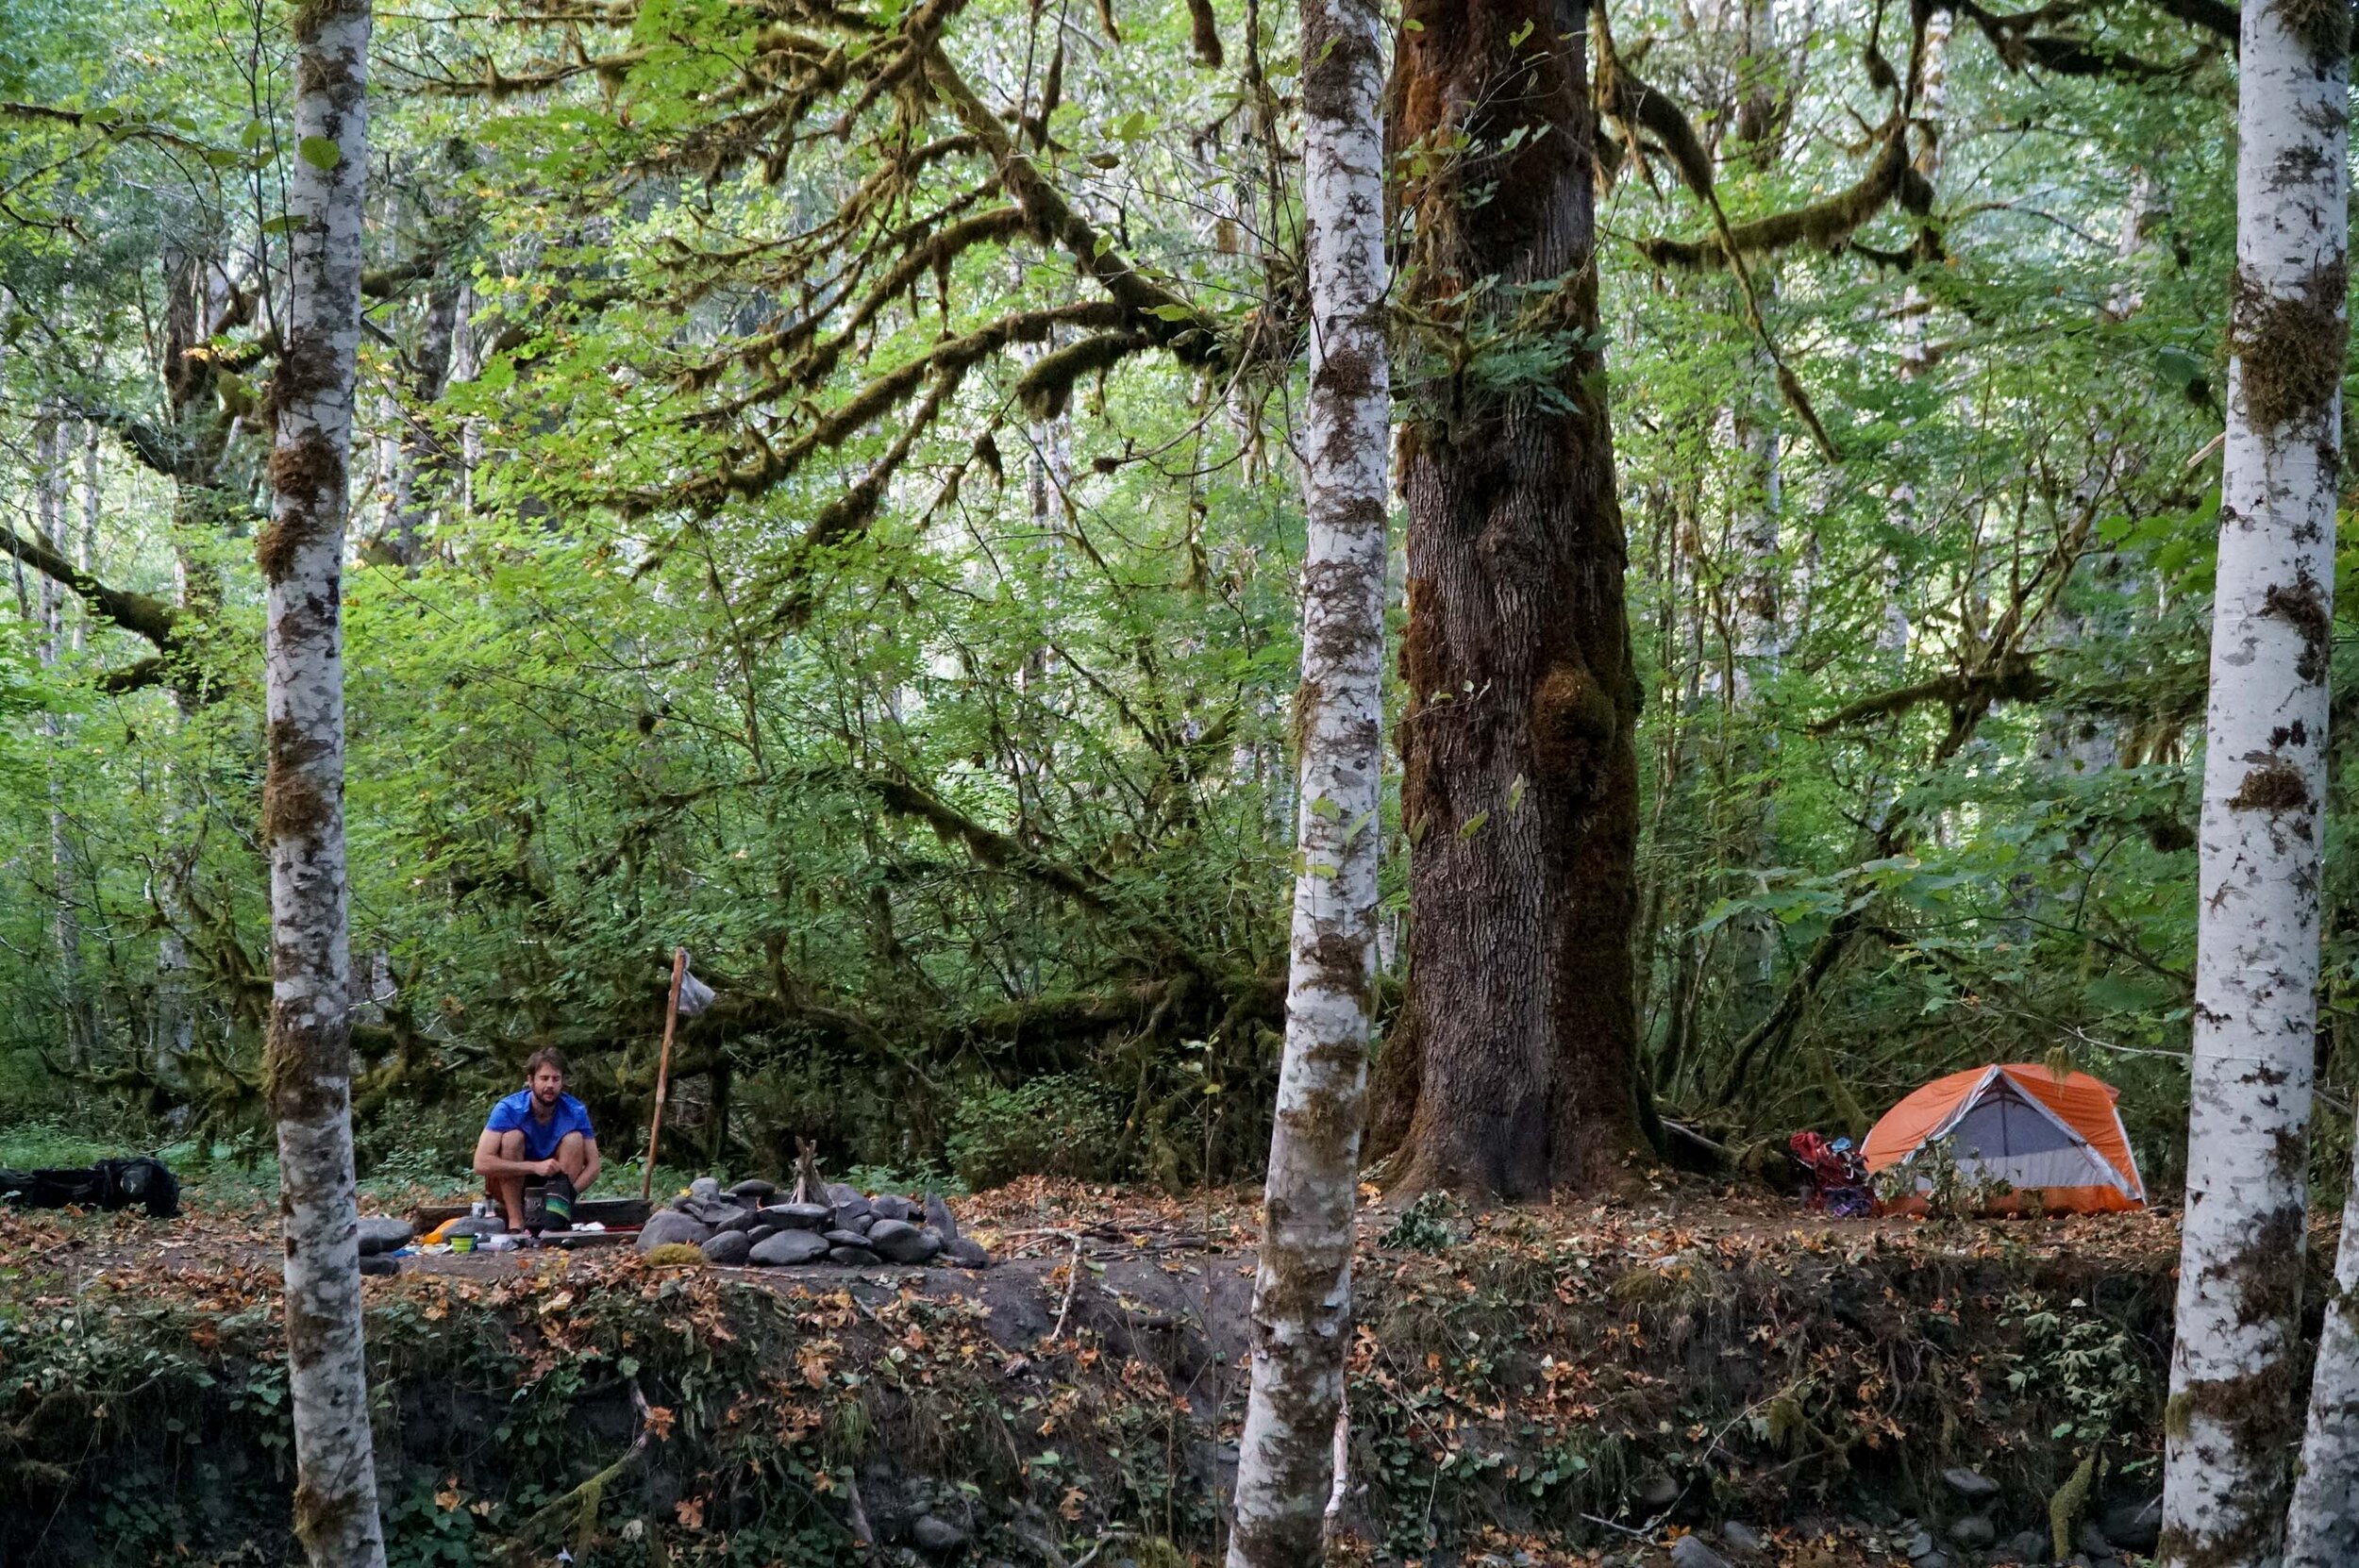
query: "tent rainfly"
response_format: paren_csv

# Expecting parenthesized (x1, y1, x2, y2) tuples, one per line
(1861, 1064, 2146, 1215)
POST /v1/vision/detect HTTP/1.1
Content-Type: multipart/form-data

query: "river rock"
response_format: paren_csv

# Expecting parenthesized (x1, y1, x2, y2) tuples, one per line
(728, 1178, 776, 1200)
(357, 1217, 414, 1255)
(1668, 1538, 1730, 1568)
(1720, 1521, 1766, 1554)
(924, 1192, 960, 1241)
(1949, 1513, 1996, 1549)
(359, 1254, 398, 1276)
(749, 1228, 830, 1266)
(637, 1211, 713, 1253)
(711, 1207, 761, 1235)
(825, 1229, 873, 1249)
(2001, 1529, 2048, 1563)
(2099, 1497, 2160, 1552)
(829, 1245, 881, 1266)
(1944, 1469, 2001, 1505)
(683, 1197, 743, 1226)
(1904, 1530, 1936, 1560)
(871, 1193, 920, 1223)
(771, 1201, 833, 1230)
(2078, 1521, 2116, 1559)
(1633, 1473, 1681, 1511)
(690, 1176, 721, 1201)
(911, 1514, 968, 1553)
(867, 1219, 942, 1264)
(702, 1230, 753, 1265)
(940, 1236, 992, 1269)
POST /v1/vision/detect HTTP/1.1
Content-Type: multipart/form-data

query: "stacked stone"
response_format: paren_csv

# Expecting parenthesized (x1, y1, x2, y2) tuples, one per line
(635, 1176, 991, 1270)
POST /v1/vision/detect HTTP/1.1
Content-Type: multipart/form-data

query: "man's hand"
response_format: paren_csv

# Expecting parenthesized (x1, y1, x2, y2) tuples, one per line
(532, 1159, 561, 1178)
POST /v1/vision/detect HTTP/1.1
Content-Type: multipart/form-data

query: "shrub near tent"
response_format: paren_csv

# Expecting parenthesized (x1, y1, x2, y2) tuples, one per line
(1863, 1065, 2148, 1215)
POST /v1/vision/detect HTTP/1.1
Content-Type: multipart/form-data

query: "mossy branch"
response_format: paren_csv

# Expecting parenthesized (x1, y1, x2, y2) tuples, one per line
(1636, 119, 1912, 270)
(1805, 657, 2055, 734)
(921, 45, 1228, 368)
(0, 525, 181, 653)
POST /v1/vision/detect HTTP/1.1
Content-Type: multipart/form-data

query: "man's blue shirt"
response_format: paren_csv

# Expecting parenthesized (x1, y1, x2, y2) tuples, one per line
(485, 1090, 595, 1161)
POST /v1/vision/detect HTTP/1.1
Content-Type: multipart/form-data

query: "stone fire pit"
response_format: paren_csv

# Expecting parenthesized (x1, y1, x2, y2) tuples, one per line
(635, 1176, 991, 1270)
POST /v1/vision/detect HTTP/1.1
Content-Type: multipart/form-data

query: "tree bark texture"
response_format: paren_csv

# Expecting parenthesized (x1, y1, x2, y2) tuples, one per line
(2161, 2, 2347, 1564)
(261, 1, 386, 1562)
(2290, 1143, 2359, 1568)
(382, 278, 460, 565)
(1227, 0, 1389, 1557)
(1367, 0, 1645, 1198)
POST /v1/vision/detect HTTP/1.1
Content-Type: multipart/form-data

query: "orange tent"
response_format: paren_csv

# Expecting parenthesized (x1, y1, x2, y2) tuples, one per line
(1863, 1064, 2146, 1214)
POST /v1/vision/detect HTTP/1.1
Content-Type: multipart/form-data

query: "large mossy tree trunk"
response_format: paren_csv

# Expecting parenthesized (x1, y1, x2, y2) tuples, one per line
(2160, 0, 2347, 1562)
(1228, 0, 1390, 1556)
(1366, 0, 1645, 1199)
(262, 0, 386, 1561)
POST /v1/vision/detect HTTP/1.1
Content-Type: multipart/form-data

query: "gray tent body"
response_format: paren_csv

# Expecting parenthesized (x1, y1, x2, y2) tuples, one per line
(1904, 1068, 2144, 1201)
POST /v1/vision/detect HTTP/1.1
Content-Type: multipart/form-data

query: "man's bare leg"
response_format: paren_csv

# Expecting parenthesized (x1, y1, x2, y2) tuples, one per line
(488, 1129, 529, 1229)
(553, 1131, 594, 1194)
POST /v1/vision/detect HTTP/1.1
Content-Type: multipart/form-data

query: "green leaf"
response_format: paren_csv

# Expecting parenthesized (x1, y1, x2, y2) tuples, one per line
(1505, 774, 1527, 813)
(259, 213, 302, 236)
(1509, 18, 1535, 45)
(1458, 810, 1490, 840)
(1146, 303, 1196, 322)
(297, 136, 343, 171)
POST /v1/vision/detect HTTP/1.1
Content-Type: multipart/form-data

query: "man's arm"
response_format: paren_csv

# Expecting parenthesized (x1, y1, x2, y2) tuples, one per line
(576, 1137, 600, 1193)
(472, 1128, 558, 1179)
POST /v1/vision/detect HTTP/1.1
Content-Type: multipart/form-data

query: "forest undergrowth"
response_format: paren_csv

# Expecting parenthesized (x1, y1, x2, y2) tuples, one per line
(0, 1175, 2216, 1568)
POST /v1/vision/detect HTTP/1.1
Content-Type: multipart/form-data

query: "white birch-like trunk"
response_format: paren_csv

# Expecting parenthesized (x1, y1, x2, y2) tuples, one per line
(2162, 2, 2347, 1563)
(2291, 1155, 2359, 1567)
(1227, 0, 1388, 1558)
(262, 2, 385, 1561)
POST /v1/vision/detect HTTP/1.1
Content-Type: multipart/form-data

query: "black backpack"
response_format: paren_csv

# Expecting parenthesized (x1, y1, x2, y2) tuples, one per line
(0, 1157, 180, 1218)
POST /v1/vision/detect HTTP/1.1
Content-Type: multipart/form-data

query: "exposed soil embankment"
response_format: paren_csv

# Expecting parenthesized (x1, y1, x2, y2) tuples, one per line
(0, 1184, 2215, 1567)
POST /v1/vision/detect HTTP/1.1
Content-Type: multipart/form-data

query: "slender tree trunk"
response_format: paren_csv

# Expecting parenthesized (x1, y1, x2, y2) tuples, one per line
(2291, 1146, 2359, 1568)
(32, 413, 88, 1065)
(1879, 4, 1951, 664)
(262, 1, 385, 1561)
(2161, 1, 2347, 1563)
(1227, 0, 1388, 1557)
(1368, 0, 1643, 1197)
(382, 279, 460, 565)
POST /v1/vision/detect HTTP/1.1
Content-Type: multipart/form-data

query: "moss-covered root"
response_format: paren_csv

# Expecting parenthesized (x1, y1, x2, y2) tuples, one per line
(2049, 1448, 2097, 1561)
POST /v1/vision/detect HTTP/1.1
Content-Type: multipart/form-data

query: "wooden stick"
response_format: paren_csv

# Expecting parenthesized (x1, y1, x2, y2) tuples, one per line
(642, 947, 688, 1203)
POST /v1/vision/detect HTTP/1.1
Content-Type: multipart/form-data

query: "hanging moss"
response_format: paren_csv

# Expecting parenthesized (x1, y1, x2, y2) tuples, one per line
(2275, 0, 2354, 61)
(2232, 259, 2349, 433)
(1015, 333, 1149, 421)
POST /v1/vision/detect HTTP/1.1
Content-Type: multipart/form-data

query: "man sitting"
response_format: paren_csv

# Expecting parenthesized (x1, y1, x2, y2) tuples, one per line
(473, 1047, 601, 1232)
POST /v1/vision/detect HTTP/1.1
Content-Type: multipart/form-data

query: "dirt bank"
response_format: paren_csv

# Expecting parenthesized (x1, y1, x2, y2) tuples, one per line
(0, 1182, 2219, 1567)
